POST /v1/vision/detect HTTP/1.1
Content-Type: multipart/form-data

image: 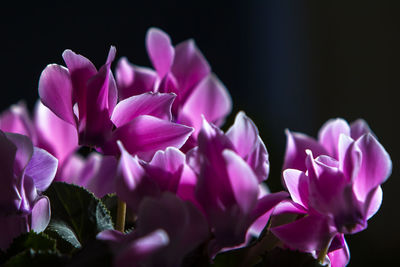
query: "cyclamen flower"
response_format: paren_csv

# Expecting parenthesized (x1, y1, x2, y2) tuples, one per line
(272, 118, 392, 266)
(115, 142, 197, 213)
(39, 47, 193, 160)
(116, 28, 232, 145)
(0, 131, 57, 250)
(188, 114, 288, 253)
(98, 193, 209, 267)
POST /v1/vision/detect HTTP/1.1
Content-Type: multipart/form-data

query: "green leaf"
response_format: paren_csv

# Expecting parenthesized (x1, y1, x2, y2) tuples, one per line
(4, 249, 68, 267)
(0, 231, 57, 264)
(44, 182, 114, 253)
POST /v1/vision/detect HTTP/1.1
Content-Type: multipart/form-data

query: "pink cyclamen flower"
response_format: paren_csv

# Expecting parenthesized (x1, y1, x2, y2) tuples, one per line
(188, 116, 288, 253)
(38, 47, 193, 161)
(98, 193, 209, 267)
(272, 118, 391, 266)
(0, 130, 57, 250)
(116, 28, 232, 144)
(115, 142, 197, 213)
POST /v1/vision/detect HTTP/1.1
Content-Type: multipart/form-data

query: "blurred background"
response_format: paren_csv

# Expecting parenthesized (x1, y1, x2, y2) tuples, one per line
(1, 1, 398, 266)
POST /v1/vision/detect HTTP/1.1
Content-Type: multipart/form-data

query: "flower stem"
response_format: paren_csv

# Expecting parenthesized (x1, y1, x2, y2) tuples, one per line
(116, 199, 126, 232)
(317, 240, 331, 264)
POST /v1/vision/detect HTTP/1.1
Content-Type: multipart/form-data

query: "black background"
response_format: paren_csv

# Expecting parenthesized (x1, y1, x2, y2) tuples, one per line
(1, 1, 399, 266)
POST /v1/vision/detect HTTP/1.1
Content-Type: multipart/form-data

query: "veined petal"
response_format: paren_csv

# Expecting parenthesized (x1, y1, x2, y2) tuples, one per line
(146, 28, 175, 78)
(30, 196, 51, 233)
(38, 64, 75, 126)
(283, 130, 327, 171)
(353, 133, 392, 202)
(107, 115, 193, 161)
(179, 74, 231, 136)
(318, 118, 351, 159)
(116, 58, 157, 99)
(25, 147, 57, 192)
(171, 39, 211, 99)
(111, 92, 175, 127)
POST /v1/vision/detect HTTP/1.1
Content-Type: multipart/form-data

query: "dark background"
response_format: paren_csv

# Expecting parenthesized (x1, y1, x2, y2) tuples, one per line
(1, 1, 399, 266)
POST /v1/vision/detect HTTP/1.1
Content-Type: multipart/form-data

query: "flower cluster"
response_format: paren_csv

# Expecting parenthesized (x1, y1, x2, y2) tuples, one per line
(0, 28, 392, 267)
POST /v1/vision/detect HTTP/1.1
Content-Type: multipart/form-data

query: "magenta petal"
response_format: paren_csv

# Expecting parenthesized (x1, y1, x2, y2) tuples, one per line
(318, 118, 351, 159)
(271, 214, 334, 252)
(353, 133, 392, 201)
(34, 101, 78, 165)
(328, 237, 350, 267)
(145, 147, 185, 192)
(283, 130, 327, 171)
(25, 148, 57, 192)
(62, 49, 97, 120)
(283, 169, 309, 208)
(0, 102, 36, 142)
(111, 92, 175, 127)
(222, 149, 259, 214)
(0, 131, 21, 212)
(97, 229, 126, 243)
(83, 154, 118, 198)
(115, 230, 169, 267)
(116, 142, 159, 212)
(146, 28, 175, 78)
(30, 196, 50, 233)
(38, 64, 75, 126)
(250, 191, 289, 226)
(109, 115, 193, 161)
(350, 119, 372, 140)
(337, 134, 361, 181)
(5, 132, 34, 176)
(365, 186, 383, 219)
(171, 39, 211, 98)
(116, 57, 157, 99)
(179, 74, 231, 136)
(226, 112, 269, 182)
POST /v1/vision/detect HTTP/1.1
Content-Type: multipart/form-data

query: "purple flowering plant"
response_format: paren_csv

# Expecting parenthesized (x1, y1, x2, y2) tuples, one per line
(0, 28, 392, 267)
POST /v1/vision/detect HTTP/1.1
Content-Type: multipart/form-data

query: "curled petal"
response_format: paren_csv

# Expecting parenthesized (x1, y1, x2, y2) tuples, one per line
(350, 119, 373, 140)
(283, 130, 327, 171)
(5, 132, 34, 176)
(38, 64, 75, 126)
(318, 118, 351, 159)
(222, 149, 259, 214)
(30, 196, 51, 233)
(116, 58, 157, 99)
(25, 147, 57, 192)
(282, 169, 309, 208)
(0, 102, 36, 142)
(62, 49, 97, 120)
(179, 74, 231, 136)
(34, 101, 78, 165)
(111, 92, 175, 127)
(146, 28, 175, 78)
(353, 133, 392, 202)
(327, 237, 350, 267)
(106, 115, 193, 161)
(271, 214, 334, 252)
(171, 39, 211, 99)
